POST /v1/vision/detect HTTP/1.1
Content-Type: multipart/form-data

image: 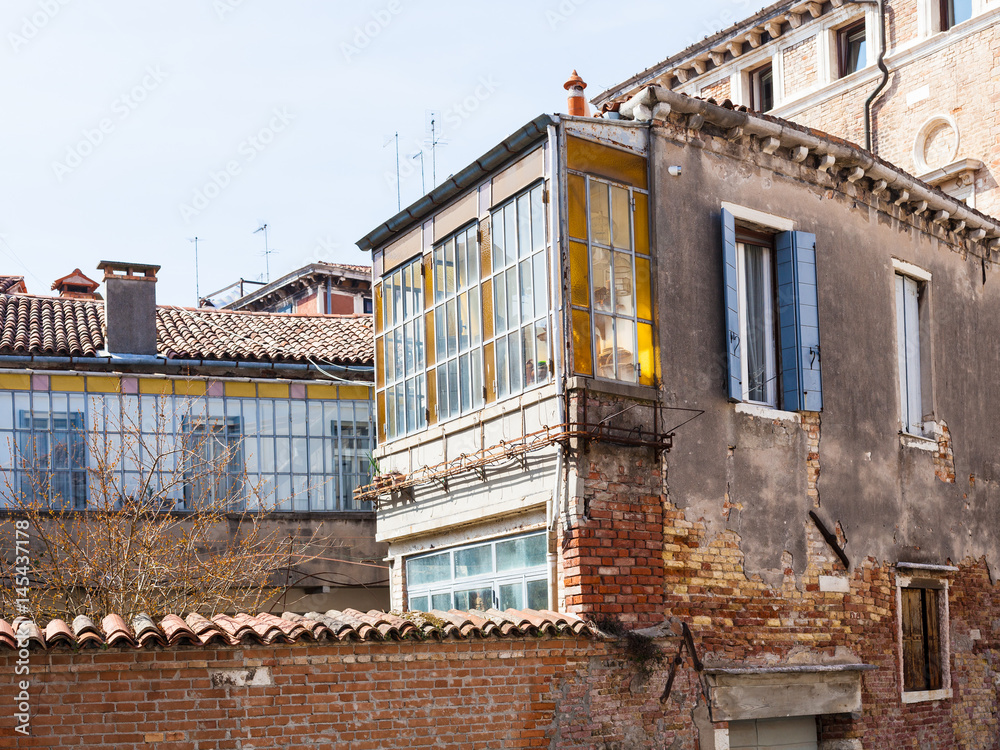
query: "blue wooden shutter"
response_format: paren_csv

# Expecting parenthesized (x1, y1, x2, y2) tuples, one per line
(721, 209, 742, 401)
(776, 230, 822, 411)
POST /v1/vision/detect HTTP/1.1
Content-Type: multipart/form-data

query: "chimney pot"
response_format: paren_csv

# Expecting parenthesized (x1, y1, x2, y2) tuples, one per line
(96, 260, 160, 356)
(563, 70, 589, 117)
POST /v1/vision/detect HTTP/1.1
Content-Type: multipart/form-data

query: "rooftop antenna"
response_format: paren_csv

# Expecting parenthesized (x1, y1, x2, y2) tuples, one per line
(425, 110, 448, 188)
(253, 222, 276, 282)
(411, 150, 426, 196)
(383, 132, 401, 211)
(188, 236, 202, 304)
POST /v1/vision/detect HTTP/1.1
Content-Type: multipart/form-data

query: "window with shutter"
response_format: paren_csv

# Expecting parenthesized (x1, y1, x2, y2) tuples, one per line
(720, 208, 822, 411)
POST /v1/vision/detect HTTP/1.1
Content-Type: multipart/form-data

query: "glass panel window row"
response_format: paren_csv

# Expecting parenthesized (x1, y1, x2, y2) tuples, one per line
(0, 390, 373, 513)
(406, 531, 549, 612)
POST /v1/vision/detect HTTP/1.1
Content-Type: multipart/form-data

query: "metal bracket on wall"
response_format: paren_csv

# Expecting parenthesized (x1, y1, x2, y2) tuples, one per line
(809, 510, 850, 572)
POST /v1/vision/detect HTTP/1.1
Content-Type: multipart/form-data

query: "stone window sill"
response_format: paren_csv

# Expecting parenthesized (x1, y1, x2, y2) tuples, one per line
(899, 433, 937, 452)
(735, 402, 800, 423)
(901, 687, 952, 704)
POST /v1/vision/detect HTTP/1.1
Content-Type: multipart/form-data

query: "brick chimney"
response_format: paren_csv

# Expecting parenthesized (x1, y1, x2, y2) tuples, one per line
(564, 70, 589, 117)
(97, 261, 160, 356)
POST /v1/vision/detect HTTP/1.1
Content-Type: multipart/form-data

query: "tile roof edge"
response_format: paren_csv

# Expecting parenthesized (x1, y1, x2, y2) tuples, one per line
(0, 609, 597, 650)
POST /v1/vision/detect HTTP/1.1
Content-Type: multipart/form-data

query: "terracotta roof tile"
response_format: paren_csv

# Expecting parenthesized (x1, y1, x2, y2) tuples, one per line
(0, 293, 373, 365)
(0, 609, 597, 651)
(0, 276, 25, 294)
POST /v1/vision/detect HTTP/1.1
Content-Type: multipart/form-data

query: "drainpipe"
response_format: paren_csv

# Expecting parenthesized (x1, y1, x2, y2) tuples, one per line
(852, 0, 889, 153)
(546, 119, 565, 612)
(325, 276, 333, 314)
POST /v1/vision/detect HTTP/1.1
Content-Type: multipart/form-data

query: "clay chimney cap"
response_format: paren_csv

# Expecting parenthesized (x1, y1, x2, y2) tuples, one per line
(563, 70, 587, 91)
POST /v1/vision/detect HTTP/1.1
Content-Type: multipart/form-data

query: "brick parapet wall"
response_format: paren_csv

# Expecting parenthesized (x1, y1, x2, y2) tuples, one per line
(0, 635, 708, 749)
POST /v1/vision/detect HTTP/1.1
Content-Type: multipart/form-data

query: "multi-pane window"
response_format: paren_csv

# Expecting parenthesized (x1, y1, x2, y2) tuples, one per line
(569, 173, 654, 385)
(0, 389, 372, 513)
(838, 20, 867, 77)
(406, 532, 548, 612)
(432, 224, 484, 419)
(379, 258, 425, 440)
(182, 415, 243, 509)
(490, 184, 551, 398)
(895, 273, 926, 435)
(14, 397, 86, 509)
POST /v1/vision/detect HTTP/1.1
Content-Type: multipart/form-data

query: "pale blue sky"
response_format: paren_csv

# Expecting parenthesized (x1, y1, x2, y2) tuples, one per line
(0, 0, 751, 305)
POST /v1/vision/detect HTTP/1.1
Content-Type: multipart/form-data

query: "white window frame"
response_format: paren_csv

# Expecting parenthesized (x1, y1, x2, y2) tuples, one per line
(431, 222, 484, 422)
(405, 531, 549, 612)
(488, 182, 552, 399)
(378, 257, 426, 441)
(893, 260, 932, 437)
(736, 240, 778, 407)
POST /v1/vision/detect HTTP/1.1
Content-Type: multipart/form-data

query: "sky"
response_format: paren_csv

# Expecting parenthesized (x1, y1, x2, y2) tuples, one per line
(0, 0, 754, 306)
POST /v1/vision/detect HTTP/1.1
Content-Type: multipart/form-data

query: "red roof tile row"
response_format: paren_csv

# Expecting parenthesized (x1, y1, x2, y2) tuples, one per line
(0, 608, 597, 650)
(0, 294, 373, 366)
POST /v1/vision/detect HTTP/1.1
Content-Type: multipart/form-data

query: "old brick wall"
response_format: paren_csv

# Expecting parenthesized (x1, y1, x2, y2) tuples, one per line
(0, 634, 710, 750)
(560, 388, 666, 628)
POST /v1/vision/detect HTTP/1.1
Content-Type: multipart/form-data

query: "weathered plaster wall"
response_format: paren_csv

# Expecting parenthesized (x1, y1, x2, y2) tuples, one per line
(650, 119, 1000, 576)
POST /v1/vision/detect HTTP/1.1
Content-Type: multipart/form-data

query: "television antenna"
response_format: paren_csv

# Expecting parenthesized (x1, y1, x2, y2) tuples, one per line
(188, 236, 203, 304)
(425, 110, 448, 188)
(253, 223, 277, 282)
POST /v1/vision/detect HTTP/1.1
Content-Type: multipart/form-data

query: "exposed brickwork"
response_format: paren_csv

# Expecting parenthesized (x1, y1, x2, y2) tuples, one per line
(0, 634, 711, 749)
(700, 77, 732, 103)
(782, 34, 818, 97)
(932, 421, 957, 483)
(560, 389, 665, 628)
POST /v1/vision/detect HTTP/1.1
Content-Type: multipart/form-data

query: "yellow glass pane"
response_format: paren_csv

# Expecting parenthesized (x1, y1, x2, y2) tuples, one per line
(482, 278, 494, 341)
(426, 369, 437, 425)
(611, 186, 630, 249)
(425, 309, 436, 367)
(480, 222, 492, 278)
(634, 191, 649, 255)
(636, 256, 652, 321)
(484, 341, 496, 403)
(572, 309, 593, 377)
(638, 322, 655, 386)
(376, 391, 386, 443)
(570, 241, 590, 307)
(568, 173, 588, 241)
(423, 254, 433, 310)
(374, 283, 384, 335)
(566, 136, 648, 189)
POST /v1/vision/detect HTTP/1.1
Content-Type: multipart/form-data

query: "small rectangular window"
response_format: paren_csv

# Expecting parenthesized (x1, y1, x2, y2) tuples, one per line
(749, 64, 774, 112)
(895, 273, 927, 435)
(901, 586, 943, 692)
(838, 20, 867, 77)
